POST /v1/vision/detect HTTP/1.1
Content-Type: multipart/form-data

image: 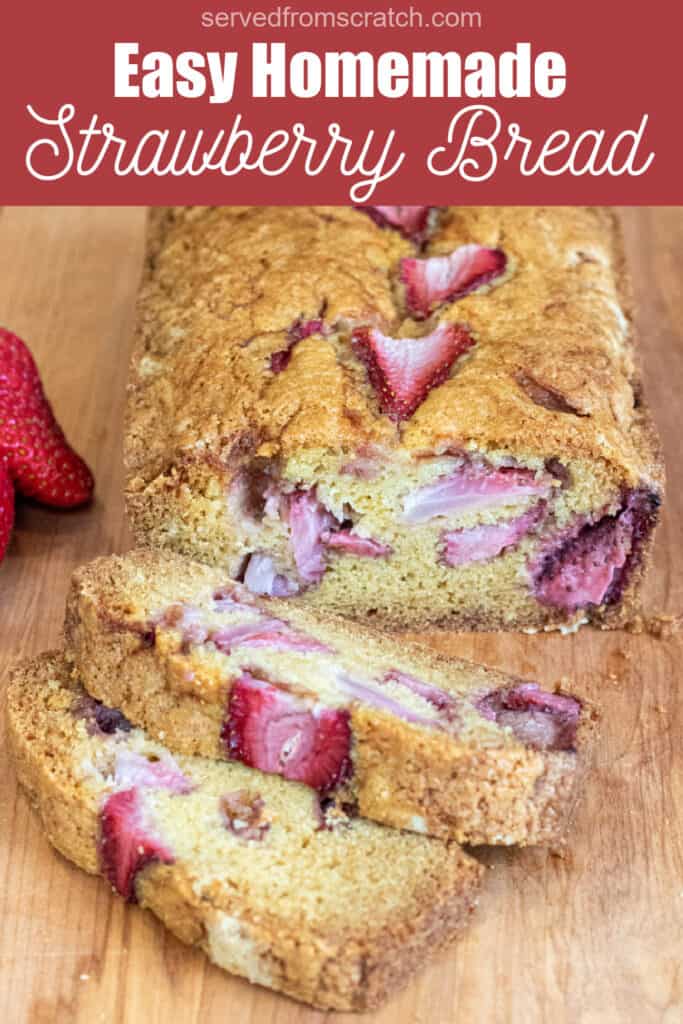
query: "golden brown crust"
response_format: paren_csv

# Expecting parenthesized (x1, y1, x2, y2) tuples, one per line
(64, 550, 597, 847)
(127, 206, 660, 479)
(7, 651, 483, 1012)
(126, 206, 409, 486)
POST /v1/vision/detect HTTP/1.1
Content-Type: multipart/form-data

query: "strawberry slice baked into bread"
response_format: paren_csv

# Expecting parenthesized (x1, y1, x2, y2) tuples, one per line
(64, 551, 595, 846)
(125, 206, 663, 631)
(7, 652, 483, 1011)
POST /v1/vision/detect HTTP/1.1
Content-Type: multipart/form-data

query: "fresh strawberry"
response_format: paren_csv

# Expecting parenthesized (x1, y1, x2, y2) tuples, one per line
(224, 673, 352, 794)
(358, 206, 433, 243)
(403, 461, 552, 523)
(476, 684, 581, 751)
(0, 463, 15, 562)
(401, 245, 507, 319)
(441, 503, 546, 566)
(323, 528, 392, 558)
(352, 324, 475, 421)
(99, 788, 174, 902)
(270, 318, 327, 373)
(0, 328, 94, 508)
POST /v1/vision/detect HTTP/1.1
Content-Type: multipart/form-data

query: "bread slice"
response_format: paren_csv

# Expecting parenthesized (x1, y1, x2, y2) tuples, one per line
(6, 651, 483, 1011)
(125, 206, 663, 632)
(64, 550, 595, 846)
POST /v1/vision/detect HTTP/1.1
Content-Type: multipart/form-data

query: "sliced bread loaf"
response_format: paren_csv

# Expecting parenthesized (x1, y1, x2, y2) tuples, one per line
(6, 651, 483, 1011)
(65, 550, 596, 846)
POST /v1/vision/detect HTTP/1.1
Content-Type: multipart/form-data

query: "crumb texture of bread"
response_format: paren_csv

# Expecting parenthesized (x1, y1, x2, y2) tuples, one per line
(6, 651, 483, 1012)
(125, 207, 663, 632)
(64, 550, 596, 847)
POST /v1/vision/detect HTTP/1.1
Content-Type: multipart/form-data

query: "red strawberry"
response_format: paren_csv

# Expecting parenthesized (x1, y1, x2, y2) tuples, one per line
(358, 206, 433, 244)
(0, 327, 94, 510)
(0, 463, 15, 562)
(223, 673, 352, 794)
(401, 245, 507, 319)
(352, 324, 475, 422)
(99, 788, 174, 902)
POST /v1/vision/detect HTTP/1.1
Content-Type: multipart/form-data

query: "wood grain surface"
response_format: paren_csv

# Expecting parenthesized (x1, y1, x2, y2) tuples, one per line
(0, 207, 681, 1024)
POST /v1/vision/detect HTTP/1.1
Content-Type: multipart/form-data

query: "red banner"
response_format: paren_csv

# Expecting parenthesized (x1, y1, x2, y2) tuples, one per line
(1, 0, 681, 203)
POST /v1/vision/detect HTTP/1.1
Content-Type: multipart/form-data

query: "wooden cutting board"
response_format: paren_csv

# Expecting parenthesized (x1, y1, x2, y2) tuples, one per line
(0, 207, 681, 1024)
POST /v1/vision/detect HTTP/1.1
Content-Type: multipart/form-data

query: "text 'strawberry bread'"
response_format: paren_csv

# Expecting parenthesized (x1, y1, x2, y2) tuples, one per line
(6, 652, 483, 1012)
(126, 206, 663, 632)
(64, 551, 595, 846)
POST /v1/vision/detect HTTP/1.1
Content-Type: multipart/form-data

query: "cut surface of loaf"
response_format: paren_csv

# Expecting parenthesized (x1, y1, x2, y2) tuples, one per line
(126, 206, 663, 632)
(6, 651, 483, 1012)
(65, 550, 595, 846)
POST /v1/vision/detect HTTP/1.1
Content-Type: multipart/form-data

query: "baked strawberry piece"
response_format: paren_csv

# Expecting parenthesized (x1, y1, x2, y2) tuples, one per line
(112, 747, 194, 793)
(442, 504, 547, 567)
(270, 317, 328, 373)
(66, 550, 596, 846)
(476, 684, 580, 752)
(357, 205, 434, 243)
(403, 463, 552, 523)
(224, 673, 352, 794)
(97, 746, 191, 899)
(401, 245, 506, 319)
(532, 489, 660, 611)
(100, 788, 174, 902)
(72, 693, 132, 735)
(323, 529, 392, 558)
(352, 324, 475, 421)
(287, 488, 336, 583)
(210, 617, 330, 655)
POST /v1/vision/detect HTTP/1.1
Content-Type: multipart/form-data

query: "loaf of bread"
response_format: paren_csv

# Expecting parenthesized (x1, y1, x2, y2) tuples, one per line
(7, 651, 483, 1011)
(64, 550, 594, 846)
(125, 206, 663, 632)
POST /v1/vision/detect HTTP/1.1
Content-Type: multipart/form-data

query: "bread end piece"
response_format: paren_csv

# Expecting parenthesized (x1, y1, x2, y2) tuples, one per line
(6, 651, 483, 1011)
